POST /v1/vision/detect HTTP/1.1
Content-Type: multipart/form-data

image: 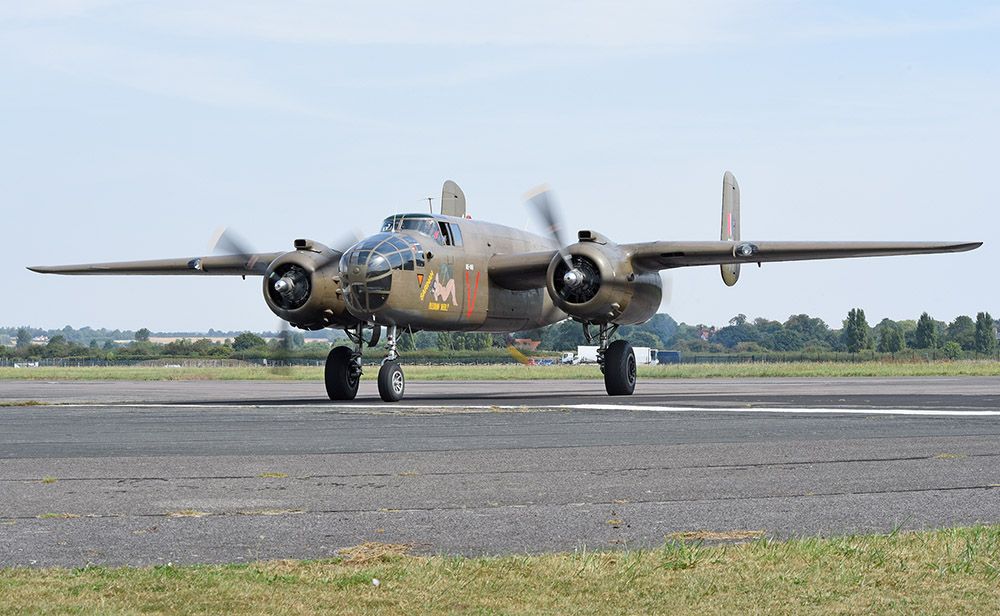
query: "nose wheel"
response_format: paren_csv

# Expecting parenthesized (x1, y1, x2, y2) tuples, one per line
(378, 361, 405, 402)
(377, 325, 406, 402)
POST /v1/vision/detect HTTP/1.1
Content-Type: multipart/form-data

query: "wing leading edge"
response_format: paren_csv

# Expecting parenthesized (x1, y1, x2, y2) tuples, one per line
(627, 240, 981, 272)
(27, 253, 283, 276)
(488, 241, 980, 291)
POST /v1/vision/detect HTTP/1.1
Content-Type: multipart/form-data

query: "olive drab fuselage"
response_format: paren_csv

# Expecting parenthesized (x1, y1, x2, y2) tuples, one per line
(338, 213, 566, 332)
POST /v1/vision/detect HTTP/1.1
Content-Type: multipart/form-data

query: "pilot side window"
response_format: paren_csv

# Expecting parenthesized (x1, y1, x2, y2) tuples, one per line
(437, 222, 464, 247)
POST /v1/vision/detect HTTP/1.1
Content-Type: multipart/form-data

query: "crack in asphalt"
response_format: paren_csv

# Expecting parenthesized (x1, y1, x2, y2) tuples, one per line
(5, 483, 997, 521)
(2, 451, 998, 483)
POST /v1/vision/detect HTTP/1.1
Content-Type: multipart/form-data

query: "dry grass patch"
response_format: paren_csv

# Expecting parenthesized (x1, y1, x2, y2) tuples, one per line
(165, 510, 211, 518)
(667, 529, 765, 542)
(256, 472, 288, 478)
(237, 509, 305, 517)
(337, 542, 414, 565)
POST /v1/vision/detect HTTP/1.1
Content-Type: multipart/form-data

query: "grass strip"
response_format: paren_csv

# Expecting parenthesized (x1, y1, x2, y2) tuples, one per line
(1, 526, 998, 615)
(2, 361, 1000, 382)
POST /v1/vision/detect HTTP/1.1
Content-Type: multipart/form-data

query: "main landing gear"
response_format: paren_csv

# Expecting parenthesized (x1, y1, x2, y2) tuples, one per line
(584, 323, 636, 396)
(324, 324, 406, 402)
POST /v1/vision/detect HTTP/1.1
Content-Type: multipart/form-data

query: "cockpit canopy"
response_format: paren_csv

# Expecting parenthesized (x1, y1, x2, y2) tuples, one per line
(380, 214, 463, 247)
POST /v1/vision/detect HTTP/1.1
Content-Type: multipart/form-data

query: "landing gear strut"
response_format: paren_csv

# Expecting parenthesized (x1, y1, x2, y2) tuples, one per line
(325, 324, 375, 400)
(584, 322, 636, 396)
(377, 326, 405, 402)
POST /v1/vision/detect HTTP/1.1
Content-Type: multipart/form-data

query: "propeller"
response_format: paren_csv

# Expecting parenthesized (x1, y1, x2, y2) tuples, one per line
(208, 227, 360, 374)
(525, 186, 600, 302)
(524, 185, 673, 307)
(525, 185, 572, 269)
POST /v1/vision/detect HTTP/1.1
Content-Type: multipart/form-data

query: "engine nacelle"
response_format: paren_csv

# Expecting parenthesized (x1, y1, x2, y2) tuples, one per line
(545, 231, 662, 325)
(262, 240, 361, 330)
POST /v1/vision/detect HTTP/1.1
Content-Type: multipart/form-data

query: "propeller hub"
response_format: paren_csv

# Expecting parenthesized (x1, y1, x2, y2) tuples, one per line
(274, 277, 294, 295)
(563, 268, 586, 288)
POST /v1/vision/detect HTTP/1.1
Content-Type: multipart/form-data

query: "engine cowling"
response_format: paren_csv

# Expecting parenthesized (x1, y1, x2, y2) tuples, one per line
(262, 240, 361, 330)
(545, 232, 662, 325)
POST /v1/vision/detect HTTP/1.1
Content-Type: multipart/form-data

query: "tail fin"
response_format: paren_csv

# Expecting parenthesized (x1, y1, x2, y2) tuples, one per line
(441, 180, 467, 217)
(720, 170, 740, 286)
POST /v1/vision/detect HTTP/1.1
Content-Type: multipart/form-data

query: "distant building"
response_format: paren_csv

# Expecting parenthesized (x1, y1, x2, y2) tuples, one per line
(512, 338, 541, 351)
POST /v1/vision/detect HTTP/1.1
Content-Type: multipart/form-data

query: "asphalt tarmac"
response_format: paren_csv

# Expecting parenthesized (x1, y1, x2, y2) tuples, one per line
(1, 377, 999, 567)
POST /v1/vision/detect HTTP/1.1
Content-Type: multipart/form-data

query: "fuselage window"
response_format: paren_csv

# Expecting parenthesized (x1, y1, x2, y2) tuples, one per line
(449, 223, 463, 247)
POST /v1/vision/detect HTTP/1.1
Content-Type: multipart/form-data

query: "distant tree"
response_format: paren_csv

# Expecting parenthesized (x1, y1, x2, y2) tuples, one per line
(232, 332, 266, 351)
(539, 320, 587, 351)
(711, 321, 757, 349)
(398, 331, 416, 352)
(941, 341, 963, 360)
(729, 314, 748, 327)
(466, 333, 493, 350)
(783, 314, 833, 350)
(134, 328, 151, 342)
(15, 328, 31, 349)
(975, 312, 997, 355)
(913, 312, 938, 349)
(436, 332, 455, 351)
(644, 313, 678, 346)
(946, 316, 976, 351)
(628, 331, 662, 349)
(876, 321, 905, 355)
(842, 308, 871, 353)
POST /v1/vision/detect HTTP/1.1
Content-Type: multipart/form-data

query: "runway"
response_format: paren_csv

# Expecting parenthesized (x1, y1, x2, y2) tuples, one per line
(2, 377, 999, 567)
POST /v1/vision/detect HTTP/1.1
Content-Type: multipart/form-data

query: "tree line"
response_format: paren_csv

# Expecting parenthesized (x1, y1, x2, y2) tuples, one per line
(2, 309, 997, 360)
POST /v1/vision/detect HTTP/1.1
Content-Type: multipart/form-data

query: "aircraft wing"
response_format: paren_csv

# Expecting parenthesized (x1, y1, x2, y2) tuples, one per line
(488, 250, 559, 290)
(27, 253, 283, 276)
(627, 241, 982, 272)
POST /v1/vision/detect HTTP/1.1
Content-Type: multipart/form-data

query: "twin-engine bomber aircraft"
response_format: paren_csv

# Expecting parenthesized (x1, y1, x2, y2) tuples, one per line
(30, 173, 980, 402)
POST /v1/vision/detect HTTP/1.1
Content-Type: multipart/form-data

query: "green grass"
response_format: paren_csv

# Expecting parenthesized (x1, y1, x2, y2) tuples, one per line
(1, 526, 998, 615)
(2, 360, 1000, 382)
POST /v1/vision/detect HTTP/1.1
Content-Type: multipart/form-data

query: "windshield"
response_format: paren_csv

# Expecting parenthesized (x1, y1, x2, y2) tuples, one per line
(380, 214, 443, 244)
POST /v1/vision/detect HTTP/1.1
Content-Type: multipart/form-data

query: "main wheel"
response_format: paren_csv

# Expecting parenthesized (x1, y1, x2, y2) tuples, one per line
(325, 346, 359, 400)
(378, 361, 405, 402)
(604, 340, 636, 396)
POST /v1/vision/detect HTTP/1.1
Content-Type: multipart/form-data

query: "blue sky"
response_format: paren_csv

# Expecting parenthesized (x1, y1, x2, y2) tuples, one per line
(2, 1, 997, 331)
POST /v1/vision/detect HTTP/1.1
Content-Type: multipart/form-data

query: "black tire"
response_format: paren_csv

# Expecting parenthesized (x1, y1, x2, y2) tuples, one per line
(378, 361, 405, 402)
(604, 340, 636, 396)
(325, 346, 359, 400)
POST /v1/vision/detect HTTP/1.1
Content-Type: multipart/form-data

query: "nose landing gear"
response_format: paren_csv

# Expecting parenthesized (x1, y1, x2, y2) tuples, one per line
(324, 324, 407, 402)
(377, 326, 405, 402)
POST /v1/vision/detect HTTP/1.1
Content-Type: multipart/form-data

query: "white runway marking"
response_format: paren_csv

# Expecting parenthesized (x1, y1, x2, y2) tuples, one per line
(43, 402, 1000, 417)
